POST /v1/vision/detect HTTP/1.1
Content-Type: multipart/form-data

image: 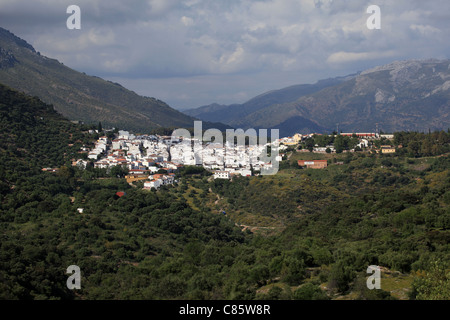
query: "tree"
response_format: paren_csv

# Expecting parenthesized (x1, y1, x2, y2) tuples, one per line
(106, 131, 116, 140)
(281, 256, 306, 286)
(110, 165, 128, 178)
(57, 165, 74, 179)
(407, 140, 421, 157)
(328, 260, 355, 293)
(411, 260, 450, 300)
(420, 138, 433, 156)
(334, 135, 345, 154)
(305, 138, 314, 152)
(294, 283, 329, 300)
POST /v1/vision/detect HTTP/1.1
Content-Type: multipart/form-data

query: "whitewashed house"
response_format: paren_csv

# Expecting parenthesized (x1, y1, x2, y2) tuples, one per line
(214, 171, 230, 179)
(144, 180, 161, 190)
(72, 159, 88, 169)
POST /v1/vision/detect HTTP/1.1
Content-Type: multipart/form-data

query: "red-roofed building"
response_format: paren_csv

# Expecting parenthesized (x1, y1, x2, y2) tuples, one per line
(297, 160, 328, 169)
(116, 191, 126, 198)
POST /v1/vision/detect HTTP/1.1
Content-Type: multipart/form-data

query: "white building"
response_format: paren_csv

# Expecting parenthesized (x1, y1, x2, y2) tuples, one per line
(118, 130, 135, 140)
(358, 139, 369, 148)
(94, 160, 110, 169)
(144, 174, 175, 190)
(214, 171, 230, 179)
(88, 152, 99, 160)
(144, 180, 161, 190)
(236, 169, 252, 177)
(72, 159, 88, 169)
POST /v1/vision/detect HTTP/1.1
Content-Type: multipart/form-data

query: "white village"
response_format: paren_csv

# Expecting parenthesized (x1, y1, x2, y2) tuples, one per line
(72, 129, 281, 190)
(70, 127, 395, 191)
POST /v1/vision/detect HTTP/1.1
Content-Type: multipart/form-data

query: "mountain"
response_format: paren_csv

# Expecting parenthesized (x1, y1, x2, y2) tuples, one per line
(184, 76, 352, 132)
(185, 59, 450, 136)
(0, 27, 227, 133)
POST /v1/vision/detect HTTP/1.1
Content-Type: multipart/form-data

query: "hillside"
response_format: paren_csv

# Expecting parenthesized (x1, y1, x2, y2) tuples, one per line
(0, 84, 245, 300)
(0, 83, 93, 179)
(186, 59, 450, 136)
(0, 84, 449, 301)
(184, 76, 350, 132)
(0, 27, 221, 133)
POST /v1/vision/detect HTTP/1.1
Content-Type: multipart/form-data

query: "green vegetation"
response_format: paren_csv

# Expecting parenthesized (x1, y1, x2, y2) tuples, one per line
(0, 84, 449, 300)
(300, 133, 360, 153)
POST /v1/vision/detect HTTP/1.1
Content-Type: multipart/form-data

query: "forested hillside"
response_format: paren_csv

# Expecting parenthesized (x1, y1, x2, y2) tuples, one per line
(0, 84, 449, 300)
(0, 84, 245, 299)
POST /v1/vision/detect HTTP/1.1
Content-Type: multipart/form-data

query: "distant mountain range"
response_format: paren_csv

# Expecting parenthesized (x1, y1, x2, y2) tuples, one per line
(0, 27, 228, 133)
(185, 59, 450, 137)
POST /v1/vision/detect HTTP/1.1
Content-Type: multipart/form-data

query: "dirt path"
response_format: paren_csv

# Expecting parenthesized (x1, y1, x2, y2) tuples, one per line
(237, 223, 283, 233)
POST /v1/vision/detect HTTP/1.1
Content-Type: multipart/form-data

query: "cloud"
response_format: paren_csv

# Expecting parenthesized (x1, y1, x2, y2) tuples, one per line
(41, 31, 113, 52)
(0, 0, 449, 108)
(326, 50, 397, 64)
(181, 16, 194, 26)
(409, 24, 441, 35)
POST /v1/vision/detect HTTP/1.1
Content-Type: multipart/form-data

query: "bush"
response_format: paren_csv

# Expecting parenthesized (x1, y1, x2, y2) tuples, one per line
(293, 283, 329, 300)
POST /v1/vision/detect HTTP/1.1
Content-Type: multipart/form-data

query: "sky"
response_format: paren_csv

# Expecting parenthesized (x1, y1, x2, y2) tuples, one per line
(0, 0, 449, 110)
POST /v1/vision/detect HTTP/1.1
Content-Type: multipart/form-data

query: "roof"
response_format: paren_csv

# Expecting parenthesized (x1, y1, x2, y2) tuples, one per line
(298, 160, 328, 164)
(116, 191, 126, 197)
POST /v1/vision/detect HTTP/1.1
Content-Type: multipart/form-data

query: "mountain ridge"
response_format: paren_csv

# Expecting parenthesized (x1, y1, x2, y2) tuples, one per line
(184, 76, 352, 130)
(185, 59, 450, 136)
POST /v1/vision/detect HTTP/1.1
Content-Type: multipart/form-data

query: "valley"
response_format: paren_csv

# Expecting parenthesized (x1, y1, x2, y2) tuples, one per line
(1, 82, 449, 300)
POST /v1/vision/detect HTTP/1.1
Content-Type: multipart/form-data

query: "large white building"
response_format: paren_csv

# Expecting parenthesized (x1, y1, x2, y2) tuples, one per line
(214, 171, 230, 179)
